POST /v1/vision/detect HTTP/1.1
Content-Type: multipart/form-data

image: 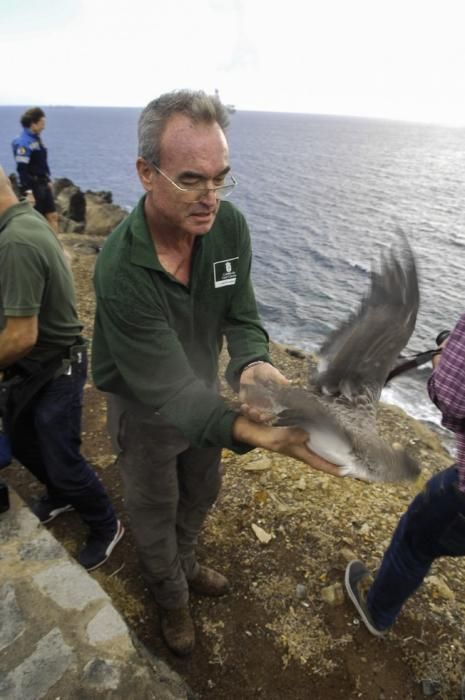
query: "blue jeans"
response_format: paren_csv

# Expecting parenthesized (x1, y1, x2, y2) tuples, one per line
(368, 465, 465, 630)
(10, 353, 116, 534)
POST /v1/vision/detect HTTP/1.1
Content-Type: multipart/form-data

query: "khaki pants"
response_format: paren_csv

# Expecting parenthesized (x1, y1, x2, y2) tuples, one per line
(107, 394, 222, 609)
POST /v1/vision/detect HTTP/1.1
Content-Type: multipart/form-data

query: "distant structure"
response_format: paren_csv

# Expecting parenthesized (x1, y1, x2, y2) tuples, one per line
(215, 88, 236, 114)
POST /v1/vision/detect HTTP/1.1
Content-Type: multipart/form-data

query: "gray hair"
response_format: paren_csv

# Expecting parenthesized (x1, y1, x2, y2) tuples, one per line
(137, 89, 230, 165)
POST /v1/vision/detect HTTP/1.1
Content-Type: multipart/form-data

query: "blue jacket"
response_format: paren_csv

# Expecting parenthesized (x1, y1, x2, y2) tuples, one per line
(11, 128, 50, 193)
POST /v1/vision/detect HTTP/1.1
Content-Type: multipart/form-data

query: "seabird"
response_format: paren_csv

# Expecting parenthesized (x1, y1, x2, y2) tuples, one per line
(247, 231, 421, 483)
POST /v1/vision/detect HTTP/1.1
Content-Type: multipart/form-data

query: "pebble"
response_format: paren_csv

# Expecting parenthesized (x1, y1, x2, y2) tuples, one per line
(340, 547, 357, 562)
(321, 582, 345, 606)
(425, 575, 455, 601)
(421, 678, 441, 696)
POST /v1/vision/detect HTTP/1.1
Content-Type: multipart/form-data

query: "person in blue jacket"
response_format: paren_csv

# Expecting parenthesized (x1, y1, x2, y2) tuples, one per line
(12, 107, 58, 234)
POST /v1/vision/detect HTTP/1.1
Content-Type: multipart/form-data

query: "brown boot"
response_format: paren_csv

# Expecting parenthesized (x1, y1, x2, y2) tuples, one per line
(160, 605, 195, 656)
(189, 565, 230, 596)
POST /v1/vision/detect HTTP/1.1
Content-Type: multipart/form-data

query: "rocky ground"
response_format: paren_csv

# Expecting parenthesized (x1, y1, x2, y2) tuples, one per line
(5, 237, 465, 699)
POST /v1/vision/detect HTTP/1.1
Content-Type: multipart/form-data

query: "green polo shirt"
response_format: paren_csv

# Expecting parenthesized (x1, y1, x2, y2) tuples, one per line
(92, 196, 270, 451)
(0, 202, 82, 364)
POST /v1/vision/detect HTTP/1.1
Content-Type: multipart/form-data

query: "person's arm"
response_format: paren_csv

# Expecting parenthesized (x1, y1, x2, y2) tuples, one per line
(13, 143, 34, 193)
(232, 414, 344, 477)
(0, 317, 38, 368)
(428, 314, 465, 427)
(0, 240, 45, 368)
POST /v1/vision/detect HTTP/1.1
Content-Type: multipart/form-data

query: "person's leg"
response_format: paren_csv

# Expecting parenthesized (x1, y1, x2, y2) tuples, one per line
(33, 182, 59, 235)
(114, 404, 199, 655)
(11, 403, 76, 522)
(45, 211, 59, 235)
(31, 357, 117, 534)
(109, 396, 225, 654)
(10, 403, 50, 487)
(114, 402, 191, 609)
(176, 446, 222, 580)
(11, 357, 122, 568)
(367, 465, 465, 630)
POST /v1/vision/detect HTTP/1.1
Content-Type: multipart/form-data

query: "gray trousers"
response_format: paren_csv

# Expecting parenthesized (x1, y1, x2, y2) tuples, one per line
(107, 395, 222, 609)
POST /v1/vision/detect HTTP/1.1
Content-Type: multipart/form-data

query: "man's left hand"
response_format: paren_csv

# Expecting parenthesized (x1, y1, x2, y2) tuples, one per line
(239, 362, 287, 423)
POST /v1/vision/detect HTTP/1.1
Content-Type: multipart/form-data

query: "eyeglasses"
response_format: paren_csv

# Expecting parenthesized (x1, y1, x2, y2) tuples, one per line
(150, 162, 237, 200)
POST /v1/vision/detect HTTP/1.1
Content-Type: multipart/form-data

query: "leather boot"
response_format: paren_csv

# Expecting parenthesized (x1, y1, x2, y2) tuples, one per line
(159, 605, 195, 656)
(189, 565, 230, 596)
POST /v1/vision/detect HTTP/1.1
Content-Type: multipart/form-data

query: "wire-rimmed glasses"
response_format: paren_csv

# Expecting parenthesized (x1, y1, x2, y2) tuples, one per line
(150, 162, 237, 200)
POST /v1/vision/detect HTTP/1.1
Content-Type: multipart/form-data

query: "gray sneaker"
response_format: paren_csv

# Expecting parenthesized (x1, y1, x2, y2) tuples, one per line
(344, 560, 385, 637)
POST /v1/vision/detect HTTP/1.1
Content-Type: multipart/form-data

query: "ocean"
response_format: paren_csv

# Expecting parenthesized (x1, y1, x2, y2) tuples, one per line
(1, 106, 464, 432)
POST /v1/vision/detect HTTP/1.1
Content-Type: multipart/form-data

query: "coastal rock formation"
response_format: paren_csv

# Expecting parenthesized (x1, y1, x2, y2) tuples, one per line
(54, 178, 86, 232)
(52, 178, 127, 236)
(83, 190, 127, 237)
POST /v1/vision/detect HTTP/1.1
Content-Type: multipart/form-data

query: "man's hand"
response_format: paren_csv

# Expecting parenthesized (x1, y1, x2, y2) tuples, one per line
(232, 415, 344, 478)
(239, 362, 288, 423)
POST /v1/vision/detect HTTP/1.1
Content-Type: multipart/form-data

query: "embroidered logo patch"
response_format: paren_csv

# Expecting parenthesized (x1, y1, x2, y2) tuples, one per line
(213, 257, 238, 288)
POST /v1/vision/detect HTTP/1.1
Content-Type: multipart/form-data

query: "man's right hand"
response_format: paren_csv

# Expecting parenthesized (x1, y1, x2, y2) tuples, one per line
(232, 414, 344, 477)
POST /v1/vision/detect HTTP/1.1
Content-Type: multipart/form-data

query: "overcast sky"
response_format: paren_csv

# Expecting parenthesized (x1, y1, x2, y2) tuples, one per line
(2, 0, 465, 125)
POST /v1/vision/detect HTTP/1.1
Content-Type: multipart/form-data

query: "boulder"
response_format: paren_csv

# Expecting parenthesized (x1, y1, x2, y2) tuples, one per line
(53, 178, 76, 197)
(56, 186, 86, 223)
(86, 189, 113, 204)
(84, 192, 127, 236)
(50, 178, 127, 237)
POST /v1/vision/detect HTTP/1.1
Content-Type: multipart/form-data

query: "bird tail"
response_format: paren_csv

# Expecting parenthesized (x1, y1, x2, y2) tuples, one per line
(356, 440, 421, 483)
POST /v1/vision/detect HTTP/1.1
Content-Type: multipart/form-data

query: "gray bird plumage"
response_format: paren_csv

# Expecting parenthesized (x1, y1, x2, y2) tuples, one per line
(247, 232, 421, 482)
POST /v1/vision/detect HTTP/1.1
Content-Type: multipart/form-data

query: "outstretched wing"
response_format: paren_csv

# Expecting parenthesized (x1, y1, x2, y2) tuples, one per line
(315, 231, 419, 401)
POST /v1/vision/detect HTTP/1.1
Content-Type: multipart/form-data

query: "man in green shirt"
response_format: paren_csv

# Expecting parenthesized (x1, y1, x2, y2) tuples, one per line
(93, 90, 339, 655)
(0, 166, 124, 571)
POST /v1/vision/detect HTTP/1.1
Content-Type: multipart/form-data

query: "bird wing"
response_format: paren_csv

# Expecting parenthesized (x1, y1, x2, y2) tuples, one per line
(315, 230, 419, 402)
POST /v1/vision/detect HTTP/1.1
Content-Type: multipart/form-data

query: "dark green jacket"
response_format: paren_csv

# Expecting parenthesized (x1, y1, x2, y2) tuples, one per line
(92, 196, 270, 451)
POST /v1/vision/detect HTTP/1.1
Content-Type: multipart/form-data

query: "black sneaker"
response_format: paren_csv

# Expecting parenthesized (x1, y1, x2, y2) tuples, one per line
(344, 560, 385, 637)
(32, 495, 74, 524)
(78, 520, 125, 571)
